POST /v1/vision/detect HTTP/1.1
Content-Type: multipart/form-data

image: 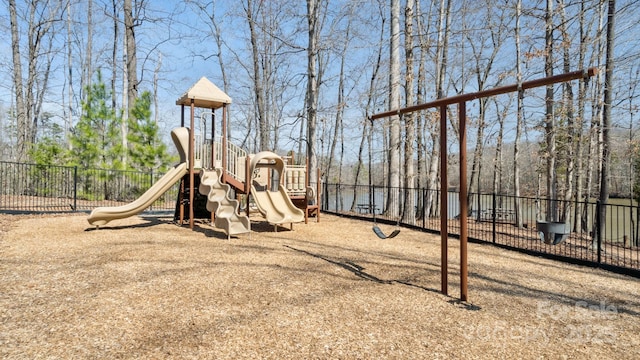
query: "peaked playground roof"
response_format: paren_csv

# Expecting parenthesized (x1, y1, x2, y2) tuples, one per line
(176, 77, 232, 109)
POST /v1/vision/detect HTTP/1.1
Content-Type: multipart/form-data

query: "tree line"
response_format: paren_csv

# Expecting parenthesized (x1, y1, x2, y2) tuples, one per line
(2, 0, 640, 217)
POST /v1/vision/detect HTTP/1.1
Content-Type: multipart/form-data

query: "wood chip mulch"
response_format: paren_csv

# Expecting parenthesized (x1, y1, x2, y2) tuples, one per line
(1, 213, 638, 359)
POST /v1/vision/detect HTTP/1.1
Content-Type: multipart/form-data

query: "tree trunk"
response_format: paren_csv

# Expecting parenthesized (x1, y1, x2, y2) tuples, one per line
(403, 0, 416, 224)
(153, 53, 162, 125)
(111, 0, 118, 110)
(585, 0, 607, 235)
(8, 0, 61, 162)
(66, 1, 74, 150)
(352, 5, 385, 210)
(597, 0, 616, 248)
(326, 20, 350, 182)
(121, 17, 128, 166)
(573, 0, 588, 233)
(544, 0, 557, 221)
(559, 0, 575, 223)
(85, 0, 93, 90)
(306, 0, 321, 188)
(415, 0, 429, 220)
(9, 0, 26, 161)
(388, 0, 401, 218)
(124, 0, 138, 118)
(513, 0, 523, 228)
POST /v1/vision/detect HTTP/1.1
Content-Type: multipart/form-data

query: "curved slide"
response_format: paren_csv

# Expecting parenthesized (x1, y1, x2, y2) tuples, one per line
(199, 168, 251, 237)
(87, 127, 190, 227)
(250, 151, 304, 225)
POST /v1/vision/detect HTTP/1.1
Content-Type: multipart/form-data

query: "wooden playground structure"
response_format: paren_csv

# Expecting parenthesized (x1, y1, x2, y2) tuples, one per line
(88, 77, 319, 237)
(174, 77, 320, 234)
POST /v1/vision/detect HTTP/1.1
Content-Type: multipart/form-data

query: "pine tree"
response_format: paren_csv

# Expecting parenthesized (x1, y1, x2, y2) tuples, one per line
(127, 91, 171, 173)
(70, 71, 123, 170)
(69, 71, 123, 200)
(28, 116, 69, 166)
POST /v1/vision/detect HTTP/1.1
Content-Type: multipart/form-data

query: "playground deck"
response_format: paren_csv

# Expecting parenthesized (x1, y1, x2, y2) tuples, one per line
(1, 213, 638, 359)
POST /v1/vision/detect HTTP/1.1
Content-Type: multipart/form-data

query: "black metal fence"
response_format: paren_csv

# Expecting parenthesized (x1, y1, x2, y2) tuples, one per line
(323, 183, 640, 277)
(0, 161, 178, 213)
(2, 160, 638, 277)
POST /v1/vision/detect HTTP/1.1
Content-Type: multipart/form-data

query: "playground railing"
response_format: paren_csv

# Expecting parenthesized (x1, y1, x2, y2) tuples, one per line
(323, 182, 640, 278)
(192, 135, 247, 183)
(283, 164, 307, 197)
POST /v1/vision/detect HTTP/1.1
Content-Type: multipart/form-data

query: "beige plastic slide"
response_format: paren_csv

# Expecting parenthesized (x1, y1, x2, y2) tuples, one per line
(249, 151, 304, 225)
(198, 168, 251, 237)
(87, 127, 190, 227)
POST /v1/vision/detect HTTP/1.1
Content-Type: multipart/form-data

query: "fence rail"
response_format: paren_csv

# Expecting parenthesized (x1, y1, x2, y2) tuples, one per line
(0, 161, 177, 213)
(323, 183, 640, 277)
(1, 161, 638, 277)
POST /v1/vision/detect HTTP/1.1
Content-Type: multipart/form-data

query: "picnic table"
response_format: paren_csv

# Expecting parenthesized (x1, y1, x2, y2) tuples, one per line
(356, 203, 379, 214)
(479, 208, 515, 222)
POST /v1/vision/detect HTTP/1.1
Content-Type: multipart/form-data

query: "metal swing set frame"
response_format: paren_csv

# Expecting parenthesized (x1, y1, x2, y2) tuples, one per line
(369, 68, 597, 302)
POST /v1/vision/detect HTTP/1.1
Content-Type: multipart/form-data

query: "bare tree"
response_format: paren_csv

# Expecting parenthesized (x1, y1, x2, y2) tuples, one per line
(596, 0, 616, 247)
(110, 0, 119, 110)
(8, 0, 64, 161)
(65, 0, 74, 150)
(244, 0, 268, 150)
(543, 0, 558, 220)
(465, 0, 509, 207)
(414, 0, 430, 219)
(124, 0, 138, 114)
(84, 0, 93, 90)
(306, 0, 322, 185)
(423, 0, 452, 218)
(387, 0, 401, 217)
(513, 0, 524, 227)
(557, 0, 576, 223)
(402, 0, 416, 224)
(351, 0, 386, 211)
(325, 10, 352, 186)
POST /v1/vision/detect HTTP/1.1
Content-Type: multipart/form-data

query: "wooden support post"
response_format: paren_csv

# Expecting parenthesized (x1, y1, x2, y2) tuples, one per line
(214, 109, 216, 169)
(178, 104, 186, 225)
(222, 104, 227, 184)
(189, 99, 195, 229)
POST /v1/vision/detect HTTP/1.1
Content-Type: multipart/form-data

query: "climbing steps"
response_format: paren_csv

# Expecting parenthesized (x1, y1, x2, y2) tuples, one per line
(198, 168, 251, 238)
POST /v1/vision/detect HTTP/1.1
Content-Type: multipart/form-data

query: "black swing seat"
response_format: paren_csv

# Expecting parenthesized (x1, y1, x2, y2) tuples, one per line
(372, 226, 400, 239)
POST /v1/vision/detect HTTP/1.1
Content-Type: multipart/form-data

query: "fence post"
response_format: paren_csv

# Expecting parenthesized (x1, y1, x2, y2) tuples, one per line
(149, 170, 154, 210)
(596, 200, 602, 264)
(422, 188, 426, 229)
(73, 166, 78, 212)
(492, 192, 497, 243)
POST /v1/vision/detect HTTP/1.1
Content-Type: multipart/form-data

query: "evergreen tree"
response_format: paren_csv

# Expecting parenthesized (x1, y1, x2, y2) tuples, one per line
(127, 91, 172, 173)
(69, 71, 124, 170)
(28, 117, 69, 165)
(69, 71, 124, 200)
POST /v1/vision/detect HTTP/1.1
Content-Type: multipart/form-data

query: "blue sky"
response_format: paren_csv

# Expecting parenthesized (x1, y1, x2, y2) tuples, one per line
(1, 0, 640, 163)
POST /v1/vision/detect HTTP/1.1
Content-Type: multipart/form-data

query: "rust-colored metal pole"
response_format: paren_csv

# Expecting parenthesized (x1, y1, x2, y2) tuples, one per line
(440, 105, 448, 296)
(459, 101, 468, 302)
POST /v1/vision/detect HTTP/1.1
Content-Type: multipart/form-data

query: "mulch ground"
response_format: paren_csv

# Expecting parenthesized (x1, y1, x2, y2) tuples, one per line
(1, 212, 639, 359)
